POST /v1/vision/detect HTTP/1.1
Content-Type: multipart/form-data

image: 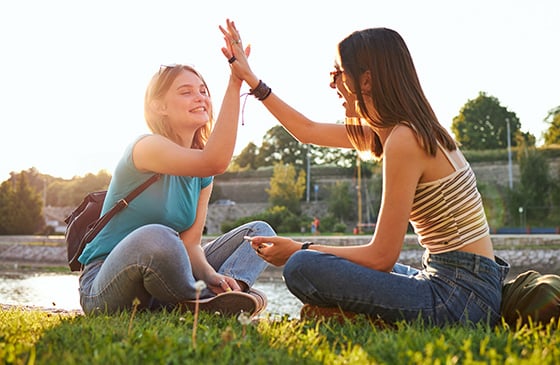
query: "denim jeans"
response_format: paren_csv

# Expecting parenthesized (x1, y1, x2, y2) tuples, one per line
(283, 249, 510, 326)
(79, 221, 274, 314)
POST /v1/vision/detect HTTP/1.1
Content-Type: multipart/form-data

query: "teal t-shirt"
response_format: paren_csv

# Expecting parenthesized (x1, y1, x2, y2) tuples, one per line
(79, 135, 213, 265)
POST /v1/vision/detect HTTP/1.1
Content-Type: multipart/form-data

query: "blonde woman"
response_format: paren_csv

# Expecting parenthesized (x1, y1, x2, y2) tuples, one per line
(79, 62, 274, 316)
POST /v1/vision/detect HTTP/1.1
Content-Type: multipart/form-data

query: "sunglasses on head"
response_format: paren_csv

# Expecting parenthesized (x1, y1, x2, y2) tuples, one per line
(158, 63, 197, 75)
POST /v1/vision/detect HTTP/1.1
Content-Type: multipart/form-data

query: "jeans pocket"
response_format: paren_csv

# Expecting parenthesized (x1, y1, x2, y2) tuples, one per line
(460, 291, 500, 325)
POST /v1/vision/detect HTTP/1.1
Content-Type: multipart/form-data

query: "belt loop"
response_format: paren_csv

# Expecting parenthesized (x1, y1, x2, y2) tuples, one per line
(473, 255, 480, 273)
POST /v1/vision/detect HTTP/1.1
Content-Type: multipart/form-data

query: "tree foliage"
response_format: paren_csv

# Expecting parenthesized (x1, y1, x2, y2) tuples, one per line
(543, 106, 560, 145)
(233, 125, 359, 170)
(0, 172, 44, 234)
(327, 181, 354, 222)
(451, 92, 529, 150)
(266, 163, 306, 215)
(2, 168, 111, 208)
(506, 144, 551, 225)
(257, 126, 307, 168)
(232, 142, 259, 170)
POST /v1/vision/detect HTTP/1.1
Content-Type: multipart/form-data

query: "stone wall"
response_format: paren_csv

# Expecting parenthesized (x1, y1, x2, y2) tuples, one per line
(1, 235, 558, 280)
(213, 158, 560, 204)
(208, 158, 560, 234)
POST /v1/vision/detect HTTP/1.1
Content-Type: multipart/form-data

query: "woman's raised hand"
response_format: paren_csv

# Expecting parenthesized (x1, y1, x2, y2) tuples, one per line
(219, 19, 254, 82)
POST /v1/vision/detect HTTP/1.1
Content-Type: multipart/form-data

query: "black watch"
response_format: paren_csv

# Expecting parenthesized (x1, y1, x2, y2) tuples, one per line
(301, 241, 314, 250)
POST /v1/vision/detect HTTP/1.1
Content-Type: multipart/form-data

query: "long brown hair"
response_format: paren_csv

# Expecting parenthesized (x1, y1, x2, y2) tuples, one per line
(338, 28, 455, 158)
(144, 64, 213, 149)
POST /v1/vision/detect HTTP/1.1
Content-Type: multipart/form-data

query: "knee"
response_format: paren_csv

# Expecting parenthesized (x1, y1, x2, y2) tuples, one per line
(133, 224, 177, 240)
(283, 250, 309, 282)
(125, 224, 183, 257)
(246, 220, 277, 236)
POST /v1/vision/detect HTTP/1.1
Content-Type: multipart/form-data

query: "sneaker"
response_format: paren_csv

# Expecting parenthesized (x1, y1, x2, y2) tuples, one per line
(247, 287, 268, 315)
(179, 291, 258, 316)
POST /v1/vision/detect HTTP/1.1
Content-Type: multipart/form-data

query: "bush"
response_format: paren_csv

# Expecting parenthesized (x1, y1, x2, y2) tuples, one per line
(332, 222, 348, 233)
(220, 206, 301, 234)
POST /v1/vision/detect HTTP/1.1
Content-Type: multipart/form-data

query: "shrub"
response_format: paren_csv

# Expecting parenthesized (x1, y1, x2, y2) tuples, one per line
(220, 206, 301, 233)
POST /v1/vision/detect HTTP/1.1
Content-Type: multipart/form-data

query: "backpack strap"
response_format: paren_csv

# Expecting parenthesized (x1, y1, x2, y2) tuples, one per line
(82, 174, 161, 244)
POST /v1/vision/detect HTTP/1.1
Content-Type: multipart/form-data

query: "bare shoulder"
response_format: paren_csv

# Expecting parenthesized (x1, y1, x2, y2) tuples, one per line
(384, 125, 424, 159)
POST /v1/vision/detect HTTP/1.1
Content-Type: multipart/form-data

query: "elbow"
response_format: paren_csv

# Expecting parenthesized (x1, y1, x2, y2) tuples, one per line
(366, 259, 395, 273)
(365, 246, 399, 272)
(376, 261, 396, 273)
(205, 163, 229, 176)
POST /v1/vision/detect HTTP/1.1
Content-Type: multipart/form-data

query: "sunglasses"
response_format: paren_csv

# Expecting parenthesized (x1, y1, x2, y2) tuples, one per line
(330, 68, 343, 85)
(158, 63, 197, 75)
(159, 63, 178, 74)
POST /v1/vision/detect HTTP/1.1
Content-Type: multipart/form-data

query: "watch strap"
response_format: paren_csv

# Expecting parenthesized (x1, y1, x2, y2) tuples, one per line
(301, 241, 314, 250)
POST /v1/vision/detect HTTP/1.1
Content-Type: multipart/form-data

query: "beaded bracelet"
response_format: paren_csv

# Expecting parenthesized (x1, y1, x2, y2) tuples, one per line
(249, 80, 272, 101)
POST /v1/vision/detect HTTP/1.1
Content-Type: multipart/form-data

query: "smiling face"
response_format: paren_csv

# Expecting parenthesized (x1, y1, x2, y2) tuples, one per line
(331, 51, 359, 118)
(163, 69, 211, 131)
(144, 65, 214, 148)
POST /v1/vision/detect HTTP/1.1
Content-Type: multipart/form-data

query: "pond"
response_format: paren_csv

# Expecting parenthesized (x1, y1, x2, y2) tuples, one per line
(0, 272, 302, 318)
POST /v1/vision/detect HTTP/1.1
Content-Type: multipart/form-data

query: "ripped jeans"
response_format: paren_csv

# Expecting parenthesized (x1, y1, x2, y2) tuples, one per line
(79, 221, 274, 314)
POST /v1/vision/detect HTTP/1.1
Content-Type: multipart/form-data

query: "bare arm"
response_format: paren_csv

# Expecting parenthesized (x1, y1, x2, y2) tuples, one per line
(251, 126, 424, 272)
(180, 183, 242, 292)
(134, 75, 242, 177)
(220, 19, 353, 149)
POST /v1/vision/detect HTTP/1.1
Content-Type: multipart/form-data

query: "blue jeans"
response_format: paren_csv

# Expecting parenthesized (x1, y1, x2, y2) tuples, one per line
(283, 250, 510, 326)
(79, 221, 275, 314)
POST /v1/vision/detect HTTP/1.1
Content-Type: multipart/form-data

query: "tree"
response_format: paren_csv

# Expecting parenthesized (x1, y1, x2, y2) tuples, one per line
(451, 92, 529, 150)
(266, 163, 306, 214)
(233, 142, 259, 170)
(327, 181, 354, 222)
(237, 124, 359, 170)
(33, 170, 113, 207)
(4, 168, 111, 207)
(0, 172, 44, 234)
(543, 106, 560, 145)
(257, 126, 307, 168)
(313, 145, 358, 168)
(0, 181, 13, 234)
(506, 144, 551, 225)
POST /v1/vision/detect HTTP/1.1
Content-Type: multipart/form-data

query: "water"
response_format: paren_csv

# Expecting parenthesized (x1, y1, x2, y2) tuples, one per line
(0, 272, 302, 318)
(2, 249, 558, 318)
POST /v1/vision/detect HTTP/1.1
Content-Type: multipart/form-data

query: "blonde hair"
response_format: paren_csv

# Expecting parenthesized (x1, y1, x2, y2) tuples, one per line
(338, 28, 456, 159)
(144, 65, 213, 149)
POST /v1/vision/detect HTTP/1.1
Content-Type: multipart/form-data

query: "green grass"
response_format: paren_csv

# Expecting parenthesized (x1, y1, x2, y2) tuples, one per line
(1, 307, 558, 364)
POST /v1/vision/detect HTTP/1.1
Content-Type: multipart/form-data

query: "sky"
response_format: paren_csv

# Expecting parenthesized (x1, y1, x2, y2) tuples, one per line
(1, 0, 558, 181)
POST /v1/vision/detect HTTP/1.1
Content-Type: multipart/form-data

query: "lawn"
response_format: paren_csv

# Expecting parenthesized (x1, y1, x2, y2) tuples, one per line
(1, 306, 558, 364)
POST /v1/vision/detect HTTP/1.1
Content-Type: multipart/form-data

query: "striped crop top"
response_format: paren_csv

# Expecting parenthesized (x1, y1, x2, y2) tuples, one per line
(409, 145, 489, 253)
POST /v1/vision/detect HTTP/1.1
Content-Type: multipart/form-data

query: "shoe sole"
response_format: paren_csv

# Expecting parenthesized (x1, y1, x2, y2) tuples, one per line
(247, 288, 268, 315)
(179, 291, 258, 316)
